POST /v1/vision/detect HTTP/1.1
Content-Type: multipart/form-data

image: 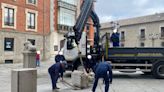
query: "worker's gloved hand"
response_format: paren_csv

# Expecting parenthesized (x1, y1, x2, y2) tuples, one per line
(78, 51, 82, 54)
(60, 77, 64, 82)
(110, 80, 112, 84)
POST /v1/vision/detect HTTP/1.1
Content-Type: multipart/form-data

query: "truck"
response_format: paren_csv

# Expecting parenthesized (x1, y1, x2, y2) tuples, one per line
(62, 0, 164, 79)
(101, 32, 164, 79)
(62, 0, 102, 70)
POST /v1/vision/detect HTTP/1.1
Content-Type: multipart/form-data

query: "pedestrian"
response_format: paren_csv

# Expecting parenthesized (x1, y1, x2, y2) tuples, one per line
(92, 61, 113, 92)
(36, 51, 40, 67)
(48, 56, 67, 91)
(55, 51, 66, 63)
(55, 51, 67, 68)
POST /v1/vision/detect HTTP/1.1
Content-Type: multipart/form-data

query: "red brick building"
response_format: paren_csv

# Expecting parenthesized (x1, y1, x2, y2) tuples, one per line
(50, 0, 95, 55)
(0, 0, 50, 63)
(50, 0, 78, 55)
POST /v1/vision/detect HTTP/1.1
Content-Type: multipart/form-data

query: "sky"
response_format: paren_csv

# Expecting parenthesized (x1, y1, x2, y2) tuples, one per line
(95, 0, 164, 23)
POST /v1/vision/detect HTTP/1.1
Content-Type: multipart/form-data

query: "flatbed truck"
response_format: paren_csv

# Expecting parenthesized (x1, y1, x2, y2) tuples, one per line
(104, 47, 164, 79)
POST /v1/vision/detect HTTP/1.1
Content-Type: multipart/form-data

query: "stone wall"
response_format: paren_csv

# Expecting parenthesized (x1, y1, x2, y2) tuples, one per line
(100, 21, 164, 47)
(0, 31, 50, 63)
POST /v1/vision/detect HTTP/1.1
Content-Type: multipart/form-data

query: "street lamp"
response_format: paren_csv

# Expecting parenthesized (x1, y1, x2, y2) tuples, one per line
(148, 33, 159, 47)
(110, 21, 120, 31)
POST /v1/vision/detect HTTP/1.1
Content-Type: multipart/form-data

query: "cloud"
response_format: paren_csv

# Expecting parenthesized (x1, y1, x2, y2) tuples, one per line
(133, 0, 149, 7)
(99, 16, 115, 23)
(144, 7, 164, 15)
(95, 0, 164, 22)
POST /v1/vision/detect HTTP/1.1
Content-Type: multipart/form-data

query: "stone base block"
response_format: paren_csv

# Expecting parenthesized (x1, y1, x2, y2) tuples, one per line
(71, 70, 89, 89)
(88, 72, 95, 83)
(11, 68, 37, 92)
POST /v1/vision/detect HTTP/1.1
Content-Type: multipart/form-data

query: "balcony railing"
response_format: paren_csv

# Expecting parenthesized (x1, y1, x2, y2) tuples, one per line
(58, 0, 76, 11)
(160, 34, 164, 39)
(57, 24, 73, 33)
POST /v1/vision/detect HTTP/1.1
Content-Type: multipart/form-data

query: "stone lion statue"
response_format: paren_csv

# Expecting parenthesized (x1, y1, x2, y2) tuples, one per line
(24, 41, 36, 52)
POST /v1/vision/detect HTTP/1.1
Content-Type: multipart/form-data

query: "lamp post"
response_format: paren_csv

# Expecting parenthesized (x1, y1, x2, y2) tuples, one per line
(148, 33, 159, 47)
(110, 21, 120, 32)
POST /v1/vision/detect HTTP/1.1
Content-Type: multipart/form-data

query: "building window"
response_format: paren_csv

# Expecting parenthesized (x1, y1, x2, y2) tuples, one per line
(121, 31, 125, 41)
(60, 0, 77, 5)
(140, 29, 145, 39)
(60, 39, 65, 50)
(28, 39, 35, 45)
(26, 9, 38, 31)
(140, 42, 145, 47)
(27, 0, 37, 5)
(27, 12, 35, 29)
(4, 38, 14, 51)
(5, 60, 13, 64)
(121, 43, 124, 47)
(161, 27, 164, 38)
(4, 7, 14, 26)
(58, 8, 76, 26)
(161, 42, 164, 47)
(1, 3, 17, 29)
(54, 45, 58, 51)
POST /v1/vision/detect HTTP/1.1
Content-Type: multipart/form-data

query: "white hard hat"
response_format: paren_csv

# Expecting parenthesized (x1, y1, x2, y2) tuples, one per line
(59, 51, 63, 55)
(113, 29, 117, 33)
(87, 55, 92, 59)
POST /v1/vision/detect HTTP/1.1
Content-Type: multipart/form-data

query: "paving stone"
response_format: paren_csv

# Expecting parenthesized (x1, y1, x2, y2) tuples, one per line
(0, 60, 164, 92)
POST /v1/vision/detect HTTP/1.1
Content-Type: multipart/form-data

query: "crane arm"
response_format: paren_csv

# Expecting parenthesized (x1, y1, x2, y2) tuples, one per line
(90, 10, 101, 47)
(73, 0, 94, 44)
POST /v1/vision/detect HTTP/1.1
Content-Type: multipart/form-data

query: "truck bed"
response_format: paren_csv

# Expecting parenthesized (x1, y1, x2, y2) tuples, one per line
(106, 47, 164, 60)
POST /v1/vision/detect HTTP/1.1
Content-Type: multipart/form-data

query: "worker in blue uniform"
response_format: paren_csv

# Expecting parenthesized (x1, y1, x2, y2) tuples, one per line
(110, 29, 120, 47)
(55, 51, 66, 63)
(59, 51, 66, 62)
(92, 61, 113, 92)
(48, 55, 67, 90)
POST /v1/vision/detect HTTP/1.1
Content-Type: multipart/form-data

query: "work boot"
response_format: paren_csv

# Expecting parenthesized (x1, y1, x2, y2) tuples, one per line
(53, 90, 59, 92)
(53, 89, 59, 92)
(54, 87, 60, 89)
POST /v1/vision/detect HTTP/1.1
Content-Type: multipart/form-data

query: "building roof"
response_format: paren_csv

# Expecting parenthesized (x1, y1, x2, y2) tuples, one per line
(101, 13, 164, 29)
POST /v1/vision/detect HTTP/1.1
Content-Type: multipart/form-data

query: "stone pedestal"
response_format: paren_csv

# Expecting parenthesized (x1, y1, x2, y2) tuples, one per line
(11, 68, 37, 92)
(71, 70, 89, 89)
(88, 72, 95, 83)
(23, 51, 37, 68)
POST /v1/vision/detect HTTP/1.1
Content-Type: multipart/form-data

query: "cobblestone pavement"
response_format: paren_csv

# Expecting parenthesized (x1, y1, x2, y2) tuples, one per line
(0, 58, 164, 92)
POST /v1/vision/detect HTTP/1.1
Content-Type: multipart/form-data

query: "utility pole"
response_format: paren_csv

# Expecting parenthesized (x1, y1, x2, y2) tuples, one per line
(42, 0, 46, 60)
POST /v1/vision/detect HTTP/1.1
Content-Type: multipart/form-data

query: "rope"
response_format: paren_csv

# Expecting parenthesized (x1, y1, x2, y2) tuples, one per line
(61, 79, 81, 90)
(77, 45, 86, 74)
(98, 83, 103, 92)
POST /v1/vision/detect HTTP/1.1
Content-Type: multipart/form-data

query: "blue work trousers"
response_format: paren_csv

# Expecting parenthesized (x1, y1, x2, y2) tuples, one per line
(92, 75, 110, 92)
(48, 70, 59, 89)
